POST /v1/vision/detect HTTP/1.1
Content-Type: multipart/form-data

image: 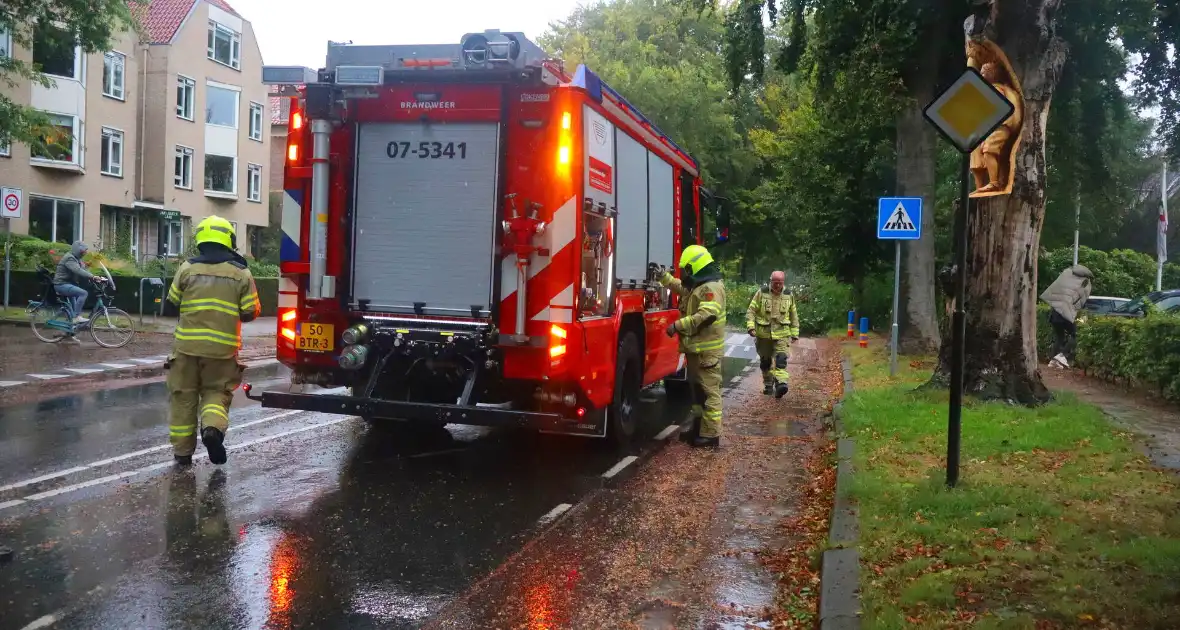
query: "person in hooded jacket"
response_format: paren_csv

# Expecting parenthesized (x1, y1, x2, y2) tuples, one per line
(53, 241, 107, 323)
(655, 244, 726, 449)
(1039, 264, 1093, 369)
(165, 215, 260, 466)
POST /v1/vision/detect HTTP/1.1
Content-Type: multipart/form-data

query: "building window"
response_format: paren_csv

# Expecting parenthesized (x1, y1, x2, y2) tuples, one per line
(33, 23, 81, 80)
(164, 220, 184, 256)
(0, 139, 8, 157)
(247, 163, 262, 202)
(174, 145, 193, 189)
(102, 52, 125, 100)
(1, 23, 11, 58)
(31, 113, 79, 164)
(205, 154, 236, 194)
(207, 21, 241, 70)
(29, 196, 82, 244)
(206, 84, 239, 127)
(176, 75, 195, 120)
(100, 127, 123, 177)
(249, 102, 264, 141)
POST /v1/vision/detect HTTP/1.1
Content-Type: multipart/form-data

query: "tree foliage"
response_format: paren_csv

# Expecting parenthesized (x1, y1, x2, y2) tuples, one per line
(0, 0, 136, 149)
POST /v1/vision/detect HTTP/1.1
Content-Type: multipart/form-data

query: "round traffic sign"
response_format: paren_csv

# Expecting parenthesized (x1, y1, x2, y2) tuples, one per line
(3, 193, 18, 212)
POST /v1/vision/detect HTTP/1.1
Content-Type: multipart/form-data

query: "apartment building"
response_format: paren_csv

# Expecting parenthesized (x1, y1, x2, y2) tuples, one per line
(0, 0, 270, 260)
(268, 92, 290, 192)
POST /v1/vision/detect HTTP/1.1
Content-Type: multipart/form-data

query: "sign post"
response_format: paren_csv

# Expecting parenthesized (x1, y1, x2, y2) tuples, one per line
(1, 187, 23, 310)
(922, 67, 1015, 488)
(877, 196, 923, 378)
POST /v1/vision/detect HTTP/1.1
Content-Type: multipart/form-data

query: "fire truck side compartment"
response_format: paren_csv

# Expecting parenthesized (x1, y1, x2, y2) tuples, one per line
(350, 121, 501, 317)
(614, 129, 650, 284)
(647, 152, 676, 270)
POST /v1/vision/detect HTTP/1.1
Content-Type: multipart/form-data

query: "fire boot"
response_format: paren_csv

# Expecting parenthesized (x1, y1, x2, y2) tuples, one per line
(201, 427, 227, 465)
(775, 382, 789, 399)
(174, 454, 193, 466)
(680, 417, 702, 443)
(692, 435, 720, 449)
(763, 383, 774, 395)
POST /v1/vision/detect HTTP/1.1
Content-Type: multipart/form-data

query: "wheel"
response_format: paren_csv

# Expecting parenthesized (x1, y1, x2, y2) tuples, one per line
(89, 307, 135, 348)
(30, 305, 69, 343)
(609, 331, 642, 446)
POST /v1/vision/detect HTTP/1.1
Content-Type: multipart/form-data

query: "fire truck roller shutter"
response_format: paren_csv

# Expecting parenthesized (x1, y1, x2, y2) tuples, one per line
(351, 121, 500, 317)
(647, 153, 675, 270)
(614, 129, 649, 284)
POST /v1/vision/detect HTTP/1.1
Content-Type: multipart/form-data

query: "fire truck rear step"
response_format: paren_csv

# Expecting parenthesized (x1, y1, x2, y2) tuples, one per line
(254, 391, 565, 429)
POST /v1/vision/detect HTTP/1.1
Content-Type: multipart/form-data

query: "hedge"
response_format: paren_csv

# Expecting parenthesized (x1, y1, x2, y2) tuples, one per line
(1, 234, 279, 278)
(1037, 303, 1180, 403)
(1039, 246, 1179, 298)
(1, 270, 278, 317)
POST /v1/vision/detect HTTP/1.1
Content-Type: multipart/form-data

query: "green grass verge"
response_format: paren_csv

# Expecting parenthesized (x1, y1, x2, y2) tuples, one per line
(843, 343, 1180, 628)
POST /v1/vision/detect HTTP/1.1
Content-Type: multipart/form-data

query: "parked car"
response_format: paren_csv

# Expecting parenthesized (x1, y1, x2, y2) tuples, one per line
(1104, 290, 1180, 318)
(1083, 296, 1131, 315)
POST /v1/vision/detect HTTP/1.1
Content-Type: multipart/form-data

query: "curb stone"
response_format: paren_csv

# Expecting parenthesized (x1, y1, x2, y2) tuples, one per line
(820, 355, 861, 629)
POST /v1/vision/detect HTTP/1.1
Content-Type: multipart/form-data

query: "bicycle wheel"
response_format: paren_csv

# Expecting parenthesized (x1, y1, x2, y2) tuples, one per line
(31, 305, 71, 343)
(89, 307, 136, 348)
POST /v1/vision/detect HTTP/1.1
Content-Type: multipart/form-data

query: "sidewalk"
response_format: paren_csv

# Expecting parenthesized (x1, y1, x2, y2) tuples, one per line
(1044, 368, 1180, 471)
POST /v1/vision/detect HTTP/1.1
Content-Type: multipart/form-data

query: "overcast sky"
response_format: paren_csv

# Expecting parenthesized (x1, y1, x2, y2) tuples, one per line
(229, 0, 588, 68)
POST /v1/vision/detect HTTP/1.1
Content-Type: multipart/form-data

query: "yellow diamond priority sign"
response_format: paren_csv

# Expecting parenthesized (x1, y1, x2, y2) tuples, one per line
(923, 67, 1015, 154)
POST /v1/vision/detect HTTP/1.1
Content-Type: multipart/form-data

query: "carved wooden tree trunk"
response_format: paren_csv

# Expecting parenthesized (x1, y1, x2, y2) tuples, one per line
(931, 0, 1066, 404)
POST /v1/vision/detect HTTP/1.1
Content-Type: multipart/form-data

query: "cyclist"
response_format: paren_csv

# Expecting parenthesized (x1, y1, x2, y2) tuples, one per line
(53, 241, 106, 324)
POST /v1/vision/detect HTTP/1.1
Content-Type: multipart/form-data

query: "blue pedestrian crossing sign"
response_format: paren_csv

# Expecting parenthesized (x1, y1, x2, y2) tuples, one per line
(877, 197, 923, 240)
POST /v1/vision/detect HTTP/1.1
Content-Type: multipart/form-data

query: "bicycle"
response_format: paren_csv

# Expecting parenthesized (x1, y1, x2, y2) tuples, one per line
(27, 263, 136, 348)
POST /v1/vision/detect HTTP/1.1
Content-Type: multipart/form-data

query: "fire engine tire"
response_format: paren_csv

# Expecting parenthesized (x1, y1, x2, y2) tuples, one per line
(609, 331, 642, 446)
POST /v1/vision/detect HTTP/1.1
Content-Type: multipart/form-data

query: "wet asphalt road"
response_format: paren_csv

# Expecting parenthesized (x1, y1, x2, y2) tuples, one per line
(0, 357, 752, 629)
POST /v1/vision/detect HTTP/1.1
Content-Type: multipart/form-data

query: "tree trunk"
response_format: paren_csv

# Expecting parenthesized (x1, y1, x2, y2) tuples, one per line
(931, 0, 1067, 405)
(896, 100, 942, 355)
(895, 7, 948, 356)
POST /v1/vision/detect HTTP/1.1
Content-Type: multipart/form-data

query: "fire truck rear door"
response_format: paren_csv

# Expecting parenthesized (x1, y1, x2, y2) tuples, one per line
(351, 121, 501, 317)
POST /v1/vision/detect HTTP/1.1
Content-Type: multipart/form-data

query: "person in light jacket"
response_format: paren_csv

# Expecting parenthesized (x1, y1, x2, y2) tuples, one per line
(1039, 264, 1093, 368)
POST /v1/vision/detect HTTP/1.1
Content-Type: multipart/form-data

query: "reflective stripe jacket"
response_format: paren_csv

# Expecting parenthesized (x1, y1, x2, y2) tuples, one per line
(661, 272, 726, 355)
(167, 260, 260, 359)
(746, 288, 800, 339)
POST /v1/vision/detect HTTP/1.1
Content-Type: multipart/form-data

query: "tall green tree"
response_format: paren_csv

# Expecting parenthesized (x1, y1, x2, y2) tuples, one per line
(0, 0, 136, 150)
(705, 0, 1179, 403)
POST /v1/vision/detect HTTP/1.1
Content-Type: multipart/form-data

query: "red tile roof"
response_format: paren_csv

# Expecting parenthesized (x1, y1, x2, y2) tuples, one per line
(134, 0, 242, 45)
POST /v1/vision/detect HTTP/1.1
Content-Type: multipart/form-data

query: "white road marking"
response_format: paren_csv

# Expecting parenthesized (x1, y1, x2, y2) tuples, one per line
(0, 410, 305, 493)
(130, 358, 161, 364)
(0, 381, 26, 388)
(99, 363, 135, 369)
(26, 374, 68, 380)
(243, 358, 280, 368)
(62, 368, 105, 374)
(602, 455, 639, 479)
(1, 416, 350, 511)
(537, 503, 572, 525)
(19, 613, 58, 630)
(654, 424, 680, 441)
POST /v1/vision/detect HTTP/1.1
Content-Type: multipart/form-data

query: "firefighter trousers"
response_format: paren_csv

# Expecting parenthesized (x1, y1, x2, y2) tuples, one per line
(167, 353, 243, 456)
(686, 350, 723, 439)
(755, 337, 790, 385)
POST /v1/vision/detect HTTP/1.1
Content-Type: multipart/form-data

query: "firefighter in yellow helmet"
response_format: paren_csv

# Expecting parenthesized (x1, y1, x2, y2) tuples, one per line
(746, 270, 799, 398)
(165, 215, 260, 466)
(656, 244, 726, 448)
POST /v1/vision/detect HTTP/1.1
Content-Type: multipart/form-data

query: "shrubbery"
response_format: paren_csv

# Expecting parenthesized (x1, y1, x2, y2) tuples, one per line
(1039, 246, 1179, 298)
(725, 272, 892, 336)
(1039, 302, 1180, 403)
(1, 234, 278, 278)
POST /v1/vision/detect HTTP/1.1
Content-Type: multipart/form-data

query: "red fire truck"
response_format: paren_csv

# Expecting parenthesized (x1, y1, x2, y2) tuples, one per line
(247, 30, 729, 443)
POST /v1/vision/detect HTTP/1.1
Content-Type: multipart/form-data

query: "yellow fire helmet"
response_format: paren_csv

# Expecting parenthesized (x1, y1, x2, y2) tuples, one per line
(679, 244, 714, 276)
(194, 215, 236, 249)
